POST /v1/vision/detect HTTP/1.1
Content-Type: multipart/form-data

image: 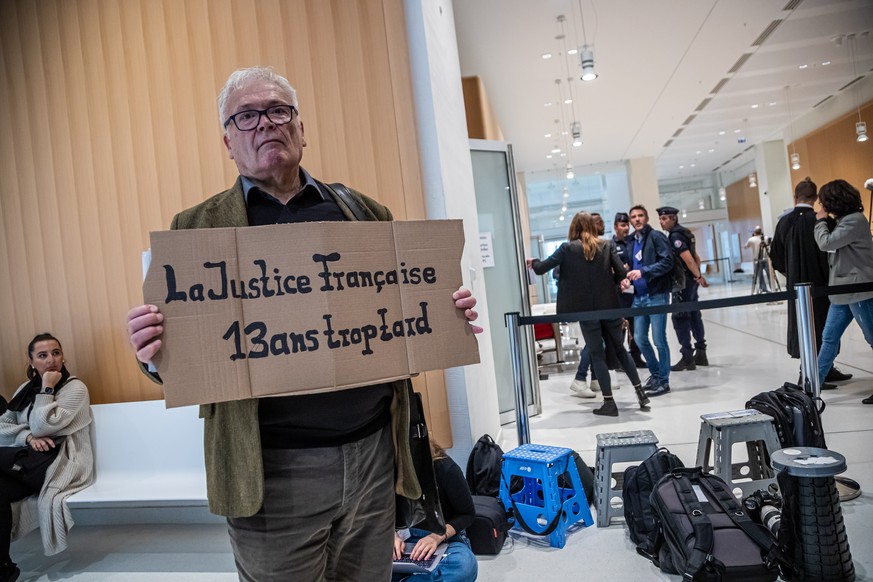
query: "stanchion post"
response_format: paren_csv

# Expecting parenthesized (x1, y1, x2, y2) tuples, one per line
(505, 312, 530, 445)
(794, 283, 820, 399)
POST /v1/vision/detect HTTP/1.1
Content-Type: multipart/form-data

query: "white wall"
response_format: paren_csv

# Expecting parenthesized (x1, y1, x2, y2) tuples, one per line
(403, 0, 501, 464)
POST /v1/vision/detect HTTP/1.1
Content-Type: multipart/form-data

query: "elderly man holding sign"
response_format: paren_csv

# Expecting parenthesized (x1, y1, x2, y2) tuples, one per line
(126, 67, 482, 582)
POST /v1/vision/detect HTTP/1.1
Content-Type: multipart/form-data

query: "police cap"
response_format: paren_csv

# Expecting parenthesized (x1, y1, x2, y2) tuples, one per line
(656, 206, 679, 217)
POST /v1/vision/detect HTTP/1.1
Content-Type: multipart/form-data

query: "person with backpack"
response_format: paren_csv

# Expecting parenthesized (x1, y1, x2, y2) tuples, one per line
(813, 179, 873, 404)
(527, 211, 650, 416)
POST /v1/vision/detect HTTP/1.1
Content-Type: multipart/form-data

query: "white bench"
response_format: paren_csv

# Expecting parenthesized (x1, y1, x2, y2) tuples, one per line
(68, 400, 218, 523)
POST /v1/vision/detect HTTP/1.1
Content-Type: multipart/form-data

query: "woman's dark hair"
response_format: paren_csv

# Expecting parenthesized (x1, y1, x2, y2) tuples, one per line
(27, 332, 62, 379)
(818, 180, 864, 219)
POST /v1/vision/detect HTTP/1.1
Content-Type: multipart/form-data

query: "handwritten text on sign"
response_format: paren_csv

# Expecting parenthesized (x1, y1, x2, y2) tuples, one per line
(143, 220, 479, 408)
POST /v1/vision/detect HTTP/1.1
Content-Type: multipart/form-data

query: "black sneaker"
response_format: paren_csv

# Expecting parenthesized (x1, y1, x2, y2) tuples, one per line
(643, 376, 660, 390)
(670, 358, 696, 372)
(646, 382, 671, 397)
(862, 394, 873, 405)
(825, 367, 853, 382)
(694, 349, 709, 366)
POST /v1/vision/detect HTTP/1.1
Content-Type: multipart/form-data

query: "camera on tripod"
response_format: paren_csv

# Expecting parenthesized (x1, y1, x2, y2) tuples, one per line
(743, 485, 783, 539)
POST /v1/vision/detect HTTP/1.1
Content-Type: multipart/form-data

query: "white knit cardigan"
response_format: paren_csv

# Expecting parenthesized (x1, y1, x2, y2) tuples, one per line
(0, 377, 95, 555)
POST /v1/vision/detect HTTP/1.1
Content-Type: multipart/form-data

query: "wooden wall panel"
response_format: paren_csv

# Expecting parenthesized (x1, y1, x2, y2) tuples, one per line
(1, 0, 452, 446)
(788, 100, 872, 209)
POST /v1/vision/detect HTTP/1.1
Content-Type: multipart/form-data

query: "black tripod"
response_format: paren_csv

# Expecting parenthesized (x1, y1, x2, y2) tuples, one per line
(751, 238, 780, 295)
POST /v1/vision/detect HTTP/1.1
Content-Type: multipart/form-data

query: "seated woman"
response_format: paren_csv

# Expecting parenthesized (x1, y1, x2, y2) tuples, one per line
(392, 440, 478, 582)
(0, 333, 95, 582)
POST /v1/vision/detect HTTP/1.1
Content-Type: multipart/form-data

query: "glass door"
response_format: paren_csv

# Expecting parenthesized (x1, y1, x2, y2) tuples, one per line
(470, 139, 541, 423)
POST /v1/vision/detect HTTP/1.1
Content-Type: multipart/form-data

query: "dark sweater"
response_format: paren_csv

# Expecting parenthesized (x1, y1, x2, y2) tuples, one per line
(435, 457, 475, 536)
(531, 240, 627, 314)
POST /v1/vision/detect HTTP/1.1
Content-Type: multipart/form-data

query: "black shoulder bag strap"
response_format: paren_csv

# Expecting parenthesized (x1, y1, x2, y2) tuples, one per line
(696, 475, 785, 566)
(500, 455, 571, 537)
(672, 474, 716, 581)
(325, 182, 369, 221)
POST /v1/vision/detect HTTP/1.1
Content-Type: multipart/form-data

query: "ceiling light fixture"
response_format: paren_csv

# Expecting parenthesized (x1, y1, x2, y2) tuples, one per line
(542, 53, 553, 60)
(565, 163, 575, 180)
(572, 0, 598, 81)
(785, 85, 800, 170)
(847, 34, 868, 143)
(749, 172, 758, 189)
(558, 16, 584, 148)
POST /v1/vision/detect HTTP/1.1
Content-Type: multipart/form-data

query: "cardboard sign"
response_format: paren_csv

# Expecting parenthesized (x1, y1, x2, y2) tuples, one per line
(143, 220, 480, 408)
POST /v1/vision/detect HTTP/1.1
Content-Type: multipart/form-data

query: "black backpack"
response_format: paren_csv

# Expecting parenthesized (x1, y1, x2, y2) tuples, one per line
(466, 435, 504, 497)
(622, 448, 685, 558)
(746, 382, 827, 449)
(651, 468, 779, 582)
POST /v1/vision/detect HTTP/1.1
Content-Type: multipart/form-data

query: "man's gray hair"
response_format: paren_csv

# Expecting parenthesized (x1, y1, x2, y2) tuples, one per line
(217, 67, 297, 128)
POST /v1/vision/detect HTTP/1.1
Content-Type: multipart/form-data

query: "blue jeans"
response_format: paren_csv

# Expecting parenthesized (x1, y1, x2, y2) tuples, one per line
(633, 292, 671, 383)
(818, 298, 873, 383)
(575, 346, 595, 382)
(393, 529, 478, 582)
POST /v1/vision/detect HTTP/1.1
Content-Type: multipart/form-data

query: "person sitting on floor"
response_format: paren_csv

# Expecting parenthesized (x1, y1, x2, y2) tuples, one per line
(392, 439, 478, 581)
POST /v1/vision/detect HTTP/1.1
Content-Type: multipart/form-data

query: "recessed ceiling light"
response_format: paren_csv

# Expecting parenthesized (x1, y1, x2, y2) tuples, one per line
(679, 165, 685, 169)
(560, 153, 566, 157)
(568, 48, 578, 55)
(564, 99, 573, 104)
(544, 102, 553, 107)
(751, 104, 759, 109)
(545, 133, 552, 138)
(768, 102, 777, 106)
(822, 60, 831, 66)
(719, 131, 726, 135)
(799, 64, 808, 69)
(542, 53, 553, 60)
(561, 131, 568, 135)
(708, 148, 714, 153)
(696, 150, 701, 154)
(551, 148, 561, 153)
(690, 163, 696, 167)
(546, 155, 553, 159)
(734, 129, 741, 133)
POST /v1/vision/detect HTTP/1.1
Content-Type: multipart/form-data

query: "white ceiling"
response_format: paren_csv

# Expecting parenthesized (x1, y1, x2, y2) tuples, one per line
(454, 0, 873, 196)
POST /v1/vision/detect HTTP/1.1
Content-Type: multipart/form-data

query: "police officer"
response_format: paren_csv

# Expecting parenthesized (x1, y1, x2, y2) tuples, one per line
(657, 206, 709, 371)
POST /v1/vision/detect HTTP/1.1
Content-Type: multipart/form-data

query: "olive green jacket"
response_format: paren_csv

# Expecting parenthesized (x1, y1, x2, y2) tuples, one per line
(144, 177, 420, 516)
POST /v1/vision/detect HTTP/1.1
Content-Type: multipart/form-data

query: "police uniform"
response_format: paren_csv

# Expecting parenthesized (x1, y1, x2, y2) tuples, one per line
(657, 207, 707, 368)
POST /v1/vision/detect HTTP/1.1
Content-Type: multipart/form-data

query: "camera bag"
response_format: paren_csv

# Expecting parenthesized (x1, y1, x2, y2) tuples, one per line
(466, 495, 509, 555)
(650, 468, 779, 582)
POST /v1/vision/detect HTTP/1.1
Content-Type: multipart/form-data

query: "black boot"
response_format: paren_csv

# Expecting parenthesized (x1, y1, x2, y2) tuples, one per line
(825, 366, 853, 382)
(694, 348, 709, 366)
(671, 357, 696, 372)
(0, 561, 20, 582)
(634, 385, 650, 409)
(593, 399, 618, 417)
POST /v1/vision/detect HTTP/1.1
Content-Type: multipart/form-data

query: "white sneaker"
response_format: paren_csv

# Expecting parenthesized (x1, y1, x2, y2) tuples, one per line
(570, 379, 597, 398)
(589, 379, 601, 392)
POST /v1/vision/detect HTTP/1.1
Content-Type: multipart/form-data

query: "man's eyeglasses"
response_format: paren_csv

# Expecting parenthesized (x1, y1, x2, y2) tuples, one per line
(224, 104, 298, 131)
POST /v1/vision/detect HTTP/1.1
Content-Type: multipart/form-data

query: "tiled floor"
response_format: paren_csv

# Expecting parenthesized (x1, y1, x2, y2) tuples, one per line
(10, 283, 873, 580)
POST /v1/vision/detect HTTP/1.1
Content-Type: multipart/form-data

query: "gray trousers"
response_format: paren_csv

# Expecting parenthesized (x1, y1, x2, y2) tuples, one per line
(227, 425, 395, 582)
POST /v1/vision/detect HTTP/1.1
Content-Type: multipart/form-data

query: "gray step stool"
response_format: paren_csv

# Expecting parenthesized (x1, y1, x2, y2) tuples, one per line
(594, 430, 659, 527)
(695, 410, 781, 498)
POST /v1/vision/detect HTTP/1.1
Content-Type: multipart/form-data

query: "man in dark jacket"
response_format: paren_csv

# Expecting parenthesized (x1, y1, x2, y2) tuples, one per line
(658, 206, 709, 371)
(613, 212, 645, 367)
(770, 177, 850, 387)
(626, 205, 675, 396)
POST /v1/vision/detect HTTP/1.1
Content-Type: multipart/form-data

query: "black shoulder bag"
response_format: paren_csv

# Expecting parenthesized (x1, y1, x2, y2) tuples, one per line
(324, 181, 446, 534)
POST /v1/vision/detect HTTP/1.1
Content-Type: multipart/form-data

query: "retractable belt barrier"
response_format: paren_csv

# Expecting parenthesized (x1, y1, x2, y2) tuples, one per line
(506, 280, 873, 446)
(516, 281, 873, 327)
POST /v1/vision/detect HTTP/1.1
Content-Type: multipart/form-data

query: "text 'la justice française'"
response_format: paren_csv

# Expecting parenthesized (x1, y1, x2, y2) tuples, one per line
(162, 252, 439, 302)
